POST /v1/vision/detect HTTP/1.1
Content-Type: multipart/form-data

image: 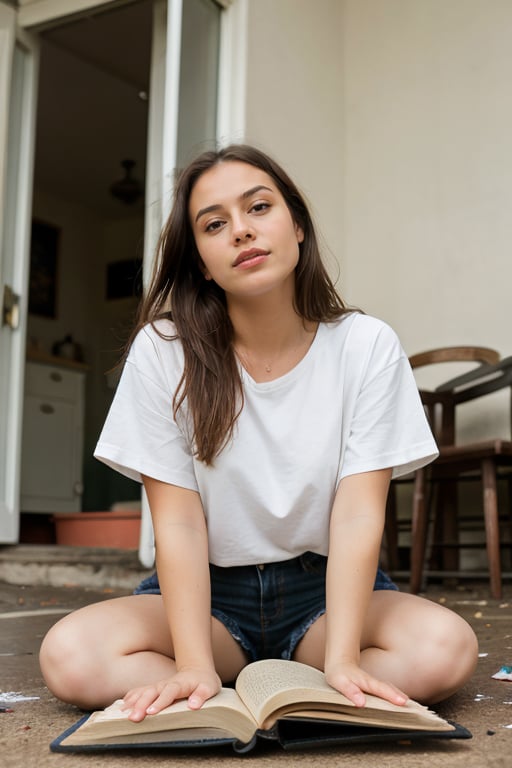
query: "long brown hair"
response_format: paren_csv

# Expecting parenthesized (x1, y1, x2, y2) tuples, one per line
(130, 145, 349, 464)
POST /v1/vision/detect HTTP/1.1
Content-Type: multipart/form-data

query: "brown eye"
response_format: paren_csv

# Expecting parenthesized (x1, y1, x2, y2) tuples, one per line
(250, 202, 270, 214)
(205, 219, 224, 232)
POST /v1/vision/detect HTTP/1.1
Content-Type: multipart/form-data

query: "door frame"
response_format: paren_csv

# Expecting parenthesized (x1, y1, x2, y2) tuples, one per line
(0, 2, 40, 542)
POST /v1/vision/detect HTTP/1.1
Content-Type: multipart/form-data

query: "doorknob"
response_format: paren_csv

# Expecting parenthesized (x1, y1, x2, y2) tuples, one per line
(2, 285, 20, 330)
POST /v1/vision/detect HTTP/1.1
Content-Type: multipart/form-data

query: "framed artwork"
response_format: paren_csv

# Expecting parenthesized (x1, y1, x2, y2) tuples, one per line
(106, 258, 143, 300)
(28, 219, 59, 318)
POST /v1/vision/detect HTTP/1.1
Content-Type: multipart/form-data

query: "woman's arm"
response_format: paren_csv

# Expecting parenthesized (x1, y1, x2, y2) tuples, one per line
(324, 468, 408, 707)
(124, 475, 220, 721)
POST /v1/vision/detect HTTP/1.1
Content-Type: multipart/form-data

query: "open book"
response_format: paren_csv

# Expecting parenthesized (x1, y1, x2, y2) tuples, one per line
(51, 659, 470, 753)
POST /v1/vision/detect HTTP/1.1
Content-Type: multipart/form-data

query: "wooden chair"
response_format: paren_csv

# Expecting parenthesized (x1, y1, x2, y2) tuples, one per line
(406, 348, 512, 599)
(384, 347, 501, 574)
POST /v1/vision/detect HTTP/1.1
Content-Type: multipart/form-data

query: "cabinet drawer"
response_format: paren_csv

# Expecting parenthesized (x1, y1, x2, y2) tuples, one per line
(25, 362, 82, 401)
(21, 395, 79, 501)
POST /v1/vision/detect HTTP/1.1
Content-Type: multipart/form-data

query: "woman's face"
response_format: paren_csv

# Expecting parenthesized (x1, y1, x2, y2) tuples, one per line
(188, 161, 304, 301)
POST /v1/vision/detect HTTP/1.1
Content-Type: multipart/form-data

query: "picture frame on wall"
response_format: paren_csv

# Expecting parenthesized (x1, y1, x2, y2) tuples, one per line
(106, 258, 143, 300)
(28, 219, 60, 318)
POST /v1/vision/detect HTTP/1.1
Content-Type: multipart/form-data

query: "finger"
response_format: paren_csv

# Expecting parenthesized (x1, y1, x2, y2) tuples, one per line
(365, 677, 408, 706)
(146, 680, 188, 715)
(330, 675, 367, 707)
(343, 683, 366, 708)
(122, 688, 144, 710)
(129, 687, 165, 722)
(187, 682, 218, 710)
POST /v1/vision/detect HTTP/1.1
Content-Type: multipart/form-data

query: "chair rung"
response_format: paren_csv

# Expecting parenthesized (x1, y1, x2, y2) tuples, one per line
(430, 542, 512, 549)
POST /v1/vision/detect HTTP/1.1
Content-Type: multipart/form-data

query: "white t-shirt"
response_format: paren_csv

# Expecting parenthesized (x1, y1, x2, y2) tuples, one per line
(94, 313, 438, 566)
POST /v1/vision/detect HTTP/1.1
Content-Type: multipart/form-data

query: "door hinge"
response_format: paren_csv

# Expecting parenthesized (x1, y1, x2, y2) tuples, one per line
(2, 284, 21, 330)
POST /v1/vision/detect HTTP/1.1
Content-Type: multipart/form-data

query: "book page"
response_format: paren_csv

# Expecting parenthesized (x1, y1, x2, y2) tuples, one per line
(61, 688, 259, 747)
(236, 659, 342, 719)
(235, 659, 453, 732)
(62, 726, 239, 747)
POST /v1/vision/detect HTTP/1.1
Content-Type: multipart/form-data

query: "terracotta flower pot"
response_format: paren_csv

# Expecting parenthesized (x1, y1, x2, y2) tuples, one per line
(52, 510, 141, 549)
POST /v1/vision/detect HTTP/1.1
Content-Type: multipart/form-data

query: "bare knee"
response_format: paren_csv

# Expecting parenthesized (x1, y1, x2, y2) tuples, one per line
(363, 593, 479, 704)
(411, 609, 478, 703)
(39, 614, 102, 707)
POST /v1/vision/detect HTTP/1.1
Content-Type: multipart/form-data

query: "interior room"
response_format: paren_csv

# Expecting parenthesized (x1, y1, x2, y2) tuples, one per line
(20, 0, 153, 541)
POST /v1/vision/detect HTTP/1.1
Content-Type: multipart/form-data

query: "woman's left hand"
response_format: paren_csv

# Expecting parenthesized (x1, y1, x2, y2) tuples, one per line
(325, 660, 408, 708)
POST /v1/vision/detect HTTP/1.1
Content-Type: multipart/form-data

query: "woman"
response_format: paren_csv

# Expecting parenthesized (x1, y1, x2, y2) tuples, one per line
(40, 145, 478, 723)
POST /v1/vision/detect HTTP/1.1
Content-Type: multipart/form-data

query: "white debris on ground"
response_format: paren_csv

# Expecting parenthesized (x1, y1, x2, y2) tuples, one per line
(0, 692, 40, 704)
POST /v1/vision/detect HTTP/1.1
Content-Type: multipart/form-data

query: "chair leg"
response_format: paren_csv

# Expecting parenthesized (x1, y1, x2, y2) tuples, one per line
(384, 484, 400, 573)
(428, 479, 443, 571)
(426, 478, 457, 573)
(481, 458, 502, 600)
(441, 478, 459, 574)
(410, 468, 428, 593)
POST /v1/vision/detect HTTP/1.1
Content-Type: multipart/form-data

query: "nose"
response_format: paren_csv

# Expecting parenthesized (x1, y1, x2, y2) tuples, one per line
(232, 215, 255, 244)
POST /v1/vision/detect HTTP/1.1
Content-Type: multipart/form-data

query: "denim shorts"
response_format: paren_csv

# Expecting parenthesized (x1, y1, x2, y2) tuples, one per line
(133, 552, 398, 663)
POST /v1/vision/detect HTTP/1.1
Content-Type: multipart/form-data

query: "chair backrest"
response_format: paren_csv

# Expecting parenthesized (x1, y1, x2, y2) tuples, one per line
(409, 346, 500, 370)
(408, 346, 502, 446)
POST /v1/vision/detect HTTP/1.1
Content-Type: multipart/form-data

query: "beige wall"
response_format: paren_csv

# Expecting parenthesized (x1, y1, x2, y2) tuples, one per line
(339, 0, 511, 359)
(242, 0, 511, 440)
(243, 0, 344, 282)
(243, 0, 510, 355)
(18, 0, 115, 28)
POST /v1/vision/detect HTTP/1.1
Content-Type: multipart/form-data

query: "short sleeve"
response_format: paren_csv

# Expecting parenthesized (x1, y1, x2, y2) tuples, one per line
(94, 324, 198, 491)
(338, 323, 438, 481)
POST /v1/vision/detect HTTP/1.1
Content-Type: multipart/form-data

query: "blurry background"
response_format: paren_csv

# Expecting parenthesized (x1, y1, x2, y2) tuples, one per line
(1, 0, 510, 568)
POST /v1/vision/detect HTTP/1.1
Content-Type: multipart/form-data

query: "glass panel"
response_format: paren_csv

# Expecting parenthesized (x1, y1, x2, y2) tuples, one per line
(0, 44, 25, 517)
(176, 0, 221, 168)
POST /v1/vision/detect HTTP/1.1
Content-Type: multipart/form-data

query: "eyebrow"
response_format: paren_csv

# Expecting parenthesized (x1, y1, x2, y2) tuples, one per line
(194, 185, 273, 223)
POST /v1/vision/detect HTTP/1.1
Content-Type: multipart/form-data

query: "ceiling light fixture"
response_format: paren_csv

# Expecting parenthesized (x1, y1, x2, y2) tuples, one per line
(110, 159, 144, 205)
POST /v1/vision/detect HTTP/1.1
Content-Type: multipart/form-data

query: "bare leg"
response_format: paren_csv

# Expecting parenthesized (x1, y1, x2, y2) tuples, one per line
(39, 595, 248, 710)
(293, 591, 478, 704)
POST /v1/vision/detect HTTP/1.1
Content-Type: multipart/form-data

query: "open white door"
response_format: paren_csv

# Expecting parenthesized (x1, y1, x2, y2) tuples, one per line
(137, 0, 171, 567)
(138, 0, 227, 566)
(0, 3, 39, 542)
(139, 0, 187, 567)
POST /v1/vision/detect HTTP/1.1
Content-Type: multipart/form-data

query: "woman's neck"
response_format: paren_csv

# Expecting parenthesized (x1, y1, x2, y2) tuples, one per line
(229, 294, 318, 381)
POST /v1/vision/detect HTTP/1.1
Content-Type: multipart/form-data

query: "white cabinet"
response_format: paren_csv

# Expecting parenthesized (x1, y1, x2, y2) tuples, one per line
(21, 360, 86, 513)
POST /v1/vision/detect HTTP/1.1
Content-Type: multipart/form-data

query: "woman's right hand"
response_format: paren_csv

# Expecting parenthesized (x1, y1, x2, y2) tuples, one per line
(122, 666, 222, 722)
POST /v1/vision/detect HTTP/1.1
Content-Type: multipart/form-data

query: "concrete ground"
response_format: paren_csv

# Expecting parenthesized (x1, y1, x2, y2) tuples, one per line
(0, 545, 511, 768)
